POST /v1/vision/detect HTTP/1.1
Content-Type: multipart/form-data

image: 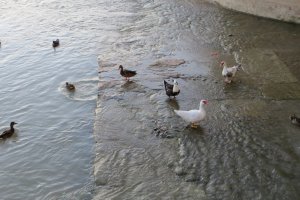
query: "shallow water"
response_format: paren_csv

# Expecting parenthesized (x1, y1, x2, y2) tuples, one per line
(1, 0, 300, 199)
(94, 0, 300, 199)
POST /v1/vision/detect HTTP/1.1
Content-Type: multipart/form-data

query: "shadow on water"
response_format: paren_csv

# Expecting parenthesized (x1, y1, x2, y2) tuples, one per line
(121, 80, 137, 90)
(165, 98, 180, 110)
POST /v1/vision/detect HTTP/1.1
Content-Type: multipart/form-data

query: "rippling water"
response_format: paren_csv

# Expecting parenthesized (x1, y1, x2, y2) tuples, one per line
(0, 0, 100, 199)
(93, 0, 300, 199)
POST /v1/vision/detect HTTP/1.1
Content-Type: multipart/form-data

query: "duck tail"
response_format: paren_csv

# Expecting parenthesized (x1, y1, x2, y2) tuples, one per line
(164, 80, 167, 89)
(237, 64, 242, 71)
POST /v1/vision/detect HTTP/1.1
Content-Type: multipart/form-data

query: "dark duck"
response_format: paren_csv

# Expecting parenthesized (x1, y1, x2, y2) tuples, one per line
(290, 114, 300, 125)
(0, 122, 17, 139)
(118, 65, 137, 81)
(164, 79, 180, 98)
(52, 39, 60, 47)
(66, 82, 75, 90)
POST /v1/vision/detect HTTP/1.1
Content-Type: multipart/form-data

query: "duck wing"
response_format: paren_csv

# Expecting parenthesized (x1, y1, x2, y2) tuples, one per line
(164, 80, 173, 90)
(0, 129, 11, 139)
(164, 80, 174, 96)
(123, 69, 137, 77)
(174, 110, 204, 123)
(225, 71, 233, 78)
(226, 65, 241, 77)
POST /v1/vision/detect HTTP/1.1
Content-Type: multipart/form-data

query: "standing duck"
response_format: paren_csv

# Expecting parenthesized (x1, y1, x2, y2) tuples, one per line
(164, 79, 180, 98)
(0, 122, 17, 139)
(66, 82, 75, 90)
(290, 114, 300, 125)
(174, 100, 208, 128)
(52, 39, 60, 47)
(119, 65, 137, 81)
(221, 61, 241, 83)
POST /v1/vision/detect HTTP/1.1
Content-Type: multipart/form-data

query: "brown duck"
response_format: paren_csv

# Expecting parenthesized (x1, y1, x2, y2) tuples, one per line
(119, 65, 137, 80)
(0, 122, 17, 139)
(66, 82, 75, 90)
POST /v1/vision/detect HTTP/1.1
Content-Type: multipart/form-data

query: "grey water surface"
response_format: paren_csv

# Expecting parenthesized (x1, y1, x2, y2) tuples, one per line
(1, 0, 300, 200)
(0, 0, 100, 199)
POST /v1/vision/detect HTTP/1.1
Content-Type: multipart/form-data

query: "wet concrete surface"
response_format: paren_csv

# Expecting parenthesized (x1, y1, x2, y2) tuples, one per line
(93, 0, 300, 199)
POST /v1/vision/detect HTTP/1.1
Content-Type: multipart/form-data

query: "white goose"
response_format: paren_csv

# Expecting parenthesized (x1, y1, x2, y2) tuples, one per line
(174, 99, 208, 128)
(221, 61, 241, 83)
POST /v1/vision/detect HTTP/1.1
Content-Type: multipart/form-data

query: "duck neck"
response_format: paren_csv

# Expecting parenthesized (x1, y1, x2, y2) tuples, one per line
(199, 102, 204, 110)
(10, 124, 14, 131)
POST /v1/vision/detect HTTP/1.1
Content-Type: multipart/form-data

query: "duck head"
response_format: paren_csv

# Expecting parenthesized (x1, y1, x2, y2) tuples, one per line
(220, 61, 226, 67)
(199, 100, 208, 110)
(118, 65, 123, 70)
(66, 82, 69, 86)
(10, 122, 17, 127)
(200, 99, 208, 105)
(173, 79, 178, 85)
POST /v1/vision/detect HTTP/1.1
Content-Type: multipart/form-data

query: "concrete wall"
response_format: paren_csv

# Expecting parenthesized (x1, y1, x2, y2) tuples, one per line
(210, 0, 300, 24)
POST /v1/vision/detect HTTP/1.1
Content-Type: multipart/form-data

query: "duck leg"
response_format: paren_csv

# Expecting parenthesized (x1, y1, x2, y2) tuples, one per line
(191, 123, 198, 128)
(224, 77, 232, 84)
(224, 77, 229, 83)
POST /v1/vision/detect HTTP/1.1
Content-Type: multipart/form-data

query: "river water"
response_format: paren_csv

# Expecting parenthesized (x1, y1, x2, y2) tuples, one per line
(1, 0, 300, 200)
(0, 0, 99, 199)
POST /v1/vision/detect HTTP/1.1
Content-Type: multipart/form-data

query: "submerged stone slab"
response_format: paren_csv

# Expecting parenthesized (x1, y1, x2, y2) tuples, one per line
(262, 83, 300, 100)
(241, 49, 298, 84)
(149, 58, 186, 68)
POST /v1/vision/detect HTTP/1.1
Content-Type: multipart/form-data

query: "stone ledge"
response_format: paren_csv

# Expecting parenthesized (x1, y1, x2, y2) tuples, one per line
(210, 0, 300, 24)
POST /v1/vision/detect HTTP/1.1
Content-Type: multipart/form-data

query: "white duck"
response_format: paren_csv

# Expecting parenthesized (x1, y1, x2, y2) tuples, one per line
(174, 99, 208, 128)
(221, 61, 241, 83)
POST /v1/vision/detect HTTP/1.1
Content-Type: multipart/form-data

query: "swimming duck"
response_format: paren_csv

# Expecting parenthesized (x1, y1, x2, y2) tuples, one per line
(221, 61, 241, 83)
(66, 82, 75, 90)
(164, 79, 180, 98)
(290, 114, 300, 125)
(0, 122, 17, 139)
(52, 39, 60, 47)
(119, 65, 137, 80)
(174, 100, 208, 128)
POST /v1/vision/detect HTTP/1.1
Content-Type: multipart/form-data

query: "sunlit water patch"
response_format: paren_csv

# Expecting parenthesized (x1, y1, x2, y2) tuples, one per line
(59, 78, 98, 101)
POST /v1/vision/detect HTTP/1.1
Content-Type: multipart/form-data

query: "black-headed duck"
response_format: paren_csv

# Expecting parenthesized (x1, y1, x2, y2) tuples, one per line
(52, 39, 60, 47)
(66, 82, 75, 90)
